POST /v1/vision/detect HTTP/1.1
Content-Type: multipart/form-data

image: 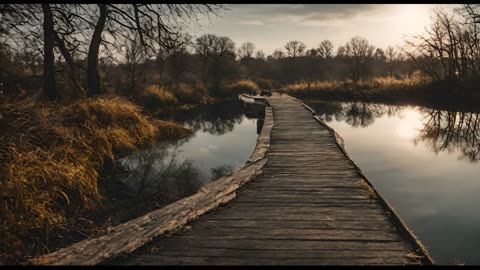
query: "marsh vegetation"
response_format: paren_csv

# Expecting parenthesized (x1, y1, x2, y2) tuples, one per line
(1, 3, 480, 264)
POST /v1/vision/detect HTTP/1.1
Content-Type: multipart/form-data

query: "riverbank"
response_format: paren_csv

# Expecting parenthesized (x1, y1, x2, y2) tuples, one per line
(280, 77, 480, 111)
(0, 78, 264, 264)
(0, 93, 192, 264)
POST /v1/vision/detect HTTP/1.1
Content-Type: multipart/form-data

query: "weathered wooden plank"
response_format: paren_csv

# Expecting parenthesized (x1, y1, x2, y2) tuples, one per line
(229, 202, 384, 208)
(100, 94, 432, 265)
(30, 102, 275, 265)
(205, 211, 390, 220)
(238, 188, 370, 195)
(170, 228, 402, 241)
(212, 205, 386, 213)
(124, 255, 416, 265)
(205, 213, 390, 221)
(138, 249, 415, 260)
(135, 237, 414, 251)
(197, 219, 396, 230)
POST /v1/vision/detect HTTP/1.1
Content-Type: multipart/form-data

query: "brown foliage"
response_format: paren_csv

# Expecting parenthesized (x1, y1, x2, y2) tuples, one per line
(0, 94, 190, 263)
(219, 80, 260, 98)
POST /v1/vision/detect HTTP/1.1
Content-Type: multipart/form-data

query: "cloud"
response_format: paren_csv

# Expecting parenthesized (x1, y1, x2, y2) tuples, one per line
(239, 20, 264, 25)
(227, 4, 386, 26)
(303, 4, 381, 21)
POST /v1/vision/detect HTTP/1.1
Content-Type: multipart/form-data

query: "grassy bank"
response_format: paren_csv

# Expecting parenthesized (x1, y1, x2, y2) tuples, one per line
(136, 80, 262, 113)
(0, 78, 263, 264)
(280, 77, 480, 109)
(0, 94, 191, 264)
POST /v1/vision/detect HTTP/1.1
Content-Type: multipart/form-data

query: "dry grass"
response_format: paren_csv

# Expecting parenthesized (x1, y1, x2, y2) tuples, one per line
(283, 76, 422, 94)
(280, 77, 426, 102)
(219, 80, 260, 98)
(141, 85, 178, 110)
(0, 94, 191, 264)
(281, 76, 480, 109)
(172, 83, 209, 104)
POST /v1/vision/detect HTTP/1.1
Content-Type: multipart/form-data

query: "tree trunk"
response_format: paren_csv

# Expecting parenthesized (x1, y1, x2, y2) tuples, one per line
(54, 32, 86, 99)
(41, 4, 59, 101)
(87, 4, 108, 97)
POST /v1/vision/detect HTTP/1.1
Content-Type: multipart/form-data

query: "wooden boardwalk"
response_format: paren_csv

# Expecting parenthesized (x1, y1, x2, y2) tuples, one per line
(108, 94, 432, 265)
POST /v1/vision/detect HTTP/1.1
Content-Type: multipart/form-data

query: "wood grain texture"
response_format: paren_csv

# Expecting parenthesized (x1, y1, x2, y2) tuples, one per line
(108, 94, 433, 265)
(29, 103, 274, 265)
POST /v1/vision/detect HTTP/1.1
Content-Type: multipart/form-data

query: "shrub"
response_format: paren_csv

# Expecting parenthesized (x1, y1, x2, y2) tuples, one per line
(173, 83, 208, 104)
(219, 80, 260, 98)
(0, 95, 190, 263)
(141, 85, 178, 110)
(279, 77, 425, 102)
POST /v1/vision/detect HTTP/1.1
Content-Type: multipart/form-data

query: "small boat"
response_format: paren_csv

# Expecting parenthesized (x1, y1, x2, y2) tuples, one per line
(238, 93, 265, 106)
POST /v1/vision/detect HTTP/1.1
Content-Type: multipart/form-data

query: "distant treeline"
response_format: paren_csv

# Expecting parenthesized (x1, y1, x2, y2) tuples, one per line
(1, 5, 480, 102)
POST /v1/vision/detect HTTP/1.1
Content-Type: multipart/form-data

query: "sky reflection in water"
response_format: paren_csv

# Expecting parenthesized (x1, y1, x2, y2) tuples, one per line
(309, 100, 480, 265)
(112, 100, 263, 203)
(110, 98, 480, 264)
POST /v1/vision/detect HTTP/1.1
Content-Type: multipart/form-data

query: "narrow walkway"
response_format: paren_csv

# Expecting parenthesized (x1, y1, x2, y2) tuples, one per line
(111, 94, 431, 265)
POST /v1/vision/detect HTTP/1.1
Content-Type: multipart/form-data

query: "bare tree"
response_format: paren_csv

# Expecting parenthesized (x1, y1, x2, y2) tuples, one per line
(194, 33, 216, 84)
(164, 33, 194, 88)
(2, 4, 224, 99)
(255, 50, 265, 60)
(123, 35, 146, 96)
(271, 49, 285, 60)
(193, 33, 235, 86)
(374, 48, 386, 62)
(462, 4, 480, 24)
(284, 40, 306, 58)
(41, 4, 58, 100)
(237, 42, 255, 60)
(82, 4, 223, 96)
(318, 40, 334, 59)
(306, 48, 318, 57)
(336, 45, 347, 57)
(386, 46, 397, 78)
(212, 36, 235, 56)
(1, 4, 60, 100)
(343, 36, 375, 81)
(404, 9, 471, 81)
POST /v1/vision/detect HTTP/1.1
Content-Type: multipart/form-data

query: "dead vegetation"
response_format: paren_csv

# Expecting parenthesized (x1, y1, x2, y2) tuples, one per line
(280, 77, 426, 102)
(0, 94, 191, 264)
(219, 80, 260, 98)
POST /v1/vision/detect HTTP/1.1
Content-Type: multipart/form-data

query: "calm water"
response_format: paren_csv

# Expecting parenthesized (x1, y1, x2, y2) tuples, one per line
(307, 100, 480, 265)
(110, 100, 264, 203)
(109, 98, 479, 264)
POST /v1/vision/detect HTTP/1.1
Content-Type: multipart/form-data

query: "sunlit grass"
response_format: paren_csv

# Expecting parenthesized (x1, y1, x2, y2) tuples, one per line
(219, 80, 260, 97)
(0, 95, 191, 263)
(171, 82, 210, 104)
(141, 84, 179, 109)
(280, 77, 426, 102)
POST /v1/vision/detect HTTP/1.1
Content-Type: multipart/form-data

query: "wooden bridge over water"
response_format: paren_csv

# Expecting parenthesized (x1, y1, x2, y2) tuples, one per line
(33, 94, 433, 265)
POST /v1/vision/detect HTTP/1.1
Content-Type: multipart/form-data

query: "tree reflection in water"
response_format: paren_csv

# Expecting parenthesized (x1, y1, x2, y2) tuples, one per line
(415, 110, 480, 163)
(312, 101, 404, 128)
(159, 100, 246, 135)
(210, 165, 234, 181)
(108, 139, 202, 202)
(310, 100, 480, 164)
(105, 100, 265, 206)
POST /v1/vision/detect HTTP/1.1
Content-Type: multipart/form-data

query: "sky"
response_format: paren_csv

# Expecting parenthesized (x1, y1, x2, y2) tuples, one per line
(187, 4, 460, 55)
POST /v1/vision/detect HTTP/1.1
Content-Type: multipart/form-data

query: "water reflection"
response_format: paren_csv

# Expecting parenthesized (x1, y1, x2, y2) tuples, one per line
(415, 110, 480, 163)
(312, 101, 404, 128)
(210, 165, 234, 181)
(107, 100, 264, 204)
(311, 101, 480, 163)
(308, 100, 480, 264)
(158, 101, 245, 135)
(113, 140, 201, 200)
